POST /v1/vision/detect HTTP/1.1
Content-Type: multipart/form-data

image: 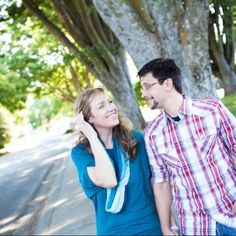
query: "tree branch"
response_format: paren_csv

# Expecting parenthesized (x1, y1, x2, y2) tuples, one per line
(52, 0, 90, 47)
(22, 0, 79, 54)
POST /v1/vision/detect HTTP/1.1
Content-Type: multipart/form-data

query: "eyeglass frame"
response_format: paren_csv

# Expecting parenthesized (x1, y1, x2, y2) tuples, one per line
(141, 82, 159, 92)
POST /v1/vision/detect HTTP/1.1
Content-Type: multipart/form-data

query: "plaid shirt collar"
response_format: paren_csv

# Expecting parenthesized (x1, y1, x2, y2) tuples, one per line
(148, 96, 210, 136)
(164, 95, 207, 120)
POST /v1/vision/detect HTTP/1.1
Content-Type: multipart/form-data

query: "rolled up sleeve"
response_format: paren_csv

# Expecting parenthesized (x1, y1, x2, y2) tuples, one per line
(144, 134, 169, 183)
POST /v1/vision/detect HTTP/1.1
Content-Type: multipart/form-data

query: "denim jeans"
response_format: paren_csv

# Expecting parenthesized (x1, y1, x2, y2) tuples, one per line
(216, 222, 236, 236)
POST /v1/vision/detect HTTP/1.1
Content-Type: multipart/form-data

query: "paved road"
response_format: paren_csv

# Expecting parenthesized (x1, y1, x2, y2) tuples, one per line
(0, 131, 95, 235)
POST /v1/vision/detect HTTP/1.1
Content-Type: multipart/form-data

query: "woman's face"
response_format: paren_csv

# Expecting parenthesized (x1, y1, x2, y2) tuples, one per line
(88, 92, 119, 130)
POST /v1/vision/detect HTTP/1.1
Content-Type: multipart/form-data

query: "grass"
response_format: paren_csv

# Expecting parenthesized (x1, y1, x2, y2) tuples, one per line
(222, 93, 236, 117)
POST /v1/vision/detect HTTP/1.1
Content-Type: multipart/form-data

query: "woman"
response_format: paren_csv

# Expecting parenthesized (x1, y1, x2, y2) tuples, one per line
(71, 88, 162, 235)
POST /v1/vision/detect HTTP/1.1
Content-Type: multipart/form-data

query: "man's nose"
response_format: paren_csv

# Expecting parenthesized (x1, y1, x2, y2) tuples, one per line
(141, 89, 147, 98)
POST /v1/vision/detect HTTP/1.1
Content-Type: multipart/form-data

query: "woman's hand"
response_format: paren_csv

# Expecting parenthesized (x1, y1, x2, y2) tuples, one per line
(76, 112, 97, 139)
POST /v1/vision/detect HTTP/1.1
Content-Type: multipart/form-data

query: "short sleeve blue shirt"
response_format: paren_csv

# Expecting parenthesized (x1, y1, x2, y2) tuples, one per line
(71, 130, 162, 235)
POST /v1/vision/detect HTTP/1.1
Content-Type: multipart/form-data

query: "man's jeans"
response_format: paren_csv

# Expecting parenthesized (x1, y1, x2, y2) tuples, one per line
(216, 222, 236, 236)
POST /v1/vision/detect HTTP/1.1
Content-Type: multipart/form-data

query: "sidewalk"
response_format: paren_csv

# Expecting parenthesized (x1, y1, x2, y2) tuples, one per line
(32, 149, 96, 235)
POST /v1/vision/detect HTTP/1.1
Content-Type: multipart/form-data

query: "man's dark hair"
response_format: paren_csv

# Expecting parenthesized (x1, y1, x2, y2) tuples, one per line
(138, 58, 182, 94)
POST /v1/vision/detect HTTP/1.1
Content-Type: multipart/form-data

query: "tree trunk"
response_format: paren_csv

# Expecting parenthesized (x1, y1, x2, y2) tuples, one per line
(209, 24, 236, 94)
(101, 47, 145, 129)
(93, 0, 217, 98)
(208, 0, 236, 94)
(22, 0, 145, 128)
(221, 2, 235, 69)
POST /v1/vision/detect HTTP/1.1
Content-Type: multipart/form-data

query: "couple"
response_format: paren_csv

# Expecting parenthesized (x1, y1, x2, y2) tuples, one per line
(71, 58, 236, 235)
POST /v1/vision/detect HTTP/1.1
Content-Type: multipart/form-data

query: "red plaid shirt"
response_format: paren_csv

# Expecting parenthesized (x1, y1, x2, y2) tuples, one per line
(145, 96, 236, 235)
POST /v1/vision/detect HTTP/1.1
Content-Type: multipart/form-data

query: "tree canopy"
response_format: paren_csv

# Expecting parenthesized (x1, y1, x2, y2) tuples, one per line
(0, 1, 94, 110)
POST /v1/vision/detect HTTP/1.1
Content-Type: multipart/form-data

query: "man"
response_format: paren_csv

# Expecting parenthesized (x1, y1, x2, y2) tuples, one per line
(138, 58, 236, 235)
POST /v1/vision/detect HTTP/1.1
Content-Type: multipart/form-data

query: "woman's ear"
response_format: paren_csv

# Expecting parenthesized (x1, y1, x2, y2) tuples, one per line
(88, 116, 93, 124)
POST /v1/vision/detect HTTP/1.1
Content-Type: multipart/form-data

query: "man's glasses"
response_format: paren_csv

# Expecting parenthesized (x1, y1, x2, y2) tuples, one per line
(141, 82, 158, 92)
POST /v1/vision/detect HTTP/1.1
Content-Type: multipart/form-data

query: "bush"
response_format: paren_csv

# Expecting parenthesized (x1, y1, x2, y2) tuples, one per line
(222, 93, 236, 117)
(0, 109, 11, 149)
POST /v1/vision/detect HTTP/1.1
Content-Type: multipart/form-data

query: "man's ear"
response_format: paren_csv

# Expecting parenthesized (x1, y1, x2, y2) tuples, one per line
(164, 78, 174, 91)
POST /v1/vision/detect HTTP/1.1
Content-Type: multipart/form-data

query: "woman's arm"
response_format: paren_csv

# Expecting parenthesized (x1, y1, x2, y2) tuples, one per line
(76, 112, 117, 188)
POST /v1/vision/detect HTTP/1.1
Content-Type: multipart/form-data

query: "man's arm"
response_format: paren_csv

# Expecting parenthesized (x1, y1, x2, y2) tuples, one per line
(153, 182, 178, 235)
(218, 100, 236, 158)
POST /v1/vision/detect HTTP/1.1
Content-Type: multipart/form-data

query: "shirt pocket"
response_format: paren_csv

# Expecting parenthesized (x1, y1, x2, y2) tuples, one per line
(156, 143, 182, 168)
(195, 126, 218, 140)
(178, 127, 219, 170)
(194, 127, 218, 159)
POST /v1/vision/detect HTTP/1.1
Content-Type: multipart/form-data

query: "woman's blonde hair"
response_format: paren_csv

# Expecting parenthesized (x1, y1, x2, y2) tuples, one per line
(75, 88, 137, 159)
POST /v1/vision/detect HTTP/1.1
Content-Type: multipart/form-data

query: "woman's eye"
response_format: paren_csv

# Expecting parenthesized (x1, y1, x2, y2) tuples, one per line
(109, 100, 113, 103)
(98, 104, 105, 109)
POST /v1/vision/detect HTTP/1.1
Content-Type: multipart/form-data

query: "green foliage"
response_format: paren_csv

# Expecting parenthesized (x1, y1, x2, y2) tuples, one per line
(28, 97, 63, 129)
(0, 2, 94, 113)
(133, 81, 147, 107)
(0, 108, 11, 149)
(57, 100, 74, 117)
(0, 64, 29, 111)
(222, 93, 236, 117)
(156, 0, 163, 7)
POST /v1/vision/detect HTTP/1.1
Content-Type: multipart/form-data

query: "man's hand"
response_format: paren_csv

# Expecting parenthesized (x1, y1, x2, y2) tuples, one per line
(163, 227, 179, 236)
(233, 202, 236, 215)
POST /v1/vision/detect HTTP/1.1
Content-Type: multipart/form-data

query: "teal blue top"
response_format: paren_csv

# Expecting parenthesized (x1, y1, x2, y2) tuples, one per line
(71, 130, 162, 235)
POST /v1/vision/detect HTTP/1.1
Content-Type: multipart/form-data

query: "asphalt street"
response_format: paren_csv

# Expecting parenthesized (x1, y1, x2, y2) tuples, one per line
(0, 131, 95, 235)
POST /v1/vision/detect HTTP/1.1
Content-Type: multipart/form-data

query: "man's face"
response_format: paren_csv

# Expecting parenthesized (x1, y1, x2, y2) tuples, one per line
(140, 72, 167, 110)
